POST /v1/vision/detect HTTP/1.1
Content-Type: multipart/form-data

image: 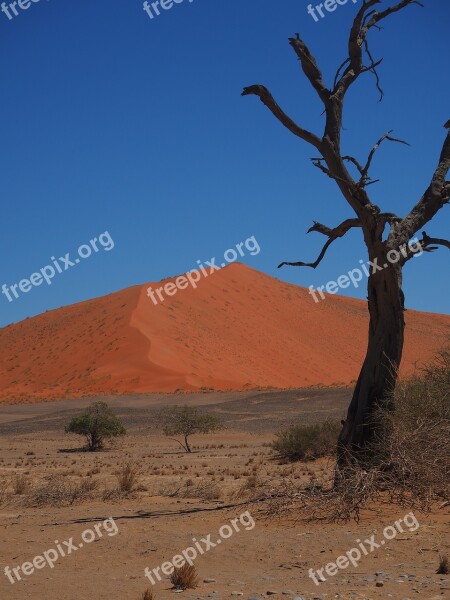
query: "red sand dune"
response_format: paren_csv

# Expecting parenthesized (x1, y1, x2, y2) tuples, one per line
(0, 263, 449, 404)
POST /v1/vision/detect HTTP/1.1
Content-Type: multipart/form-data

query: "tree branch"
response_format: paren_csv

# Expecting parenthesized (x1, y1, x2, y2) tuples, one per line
(308, 218, 361, 237)
(311, 156, 363, 187)
(333, 57, 351, 90)
(402, 231, 450, 264)
(289, 35, 330, 105)
(342, 155, 365, 176)
(278, 238, 335, 270)
(315, 130, 409, 190)
(168, 437, 188, 452)
(420, 231, 450, 252)
(336, 0, 422, 98)
(359, 130, 410, 185)
(278, 218, 361, 269)
(394, 124, 450, 242)
(241, 85, 321, 148)
(362, 39, 384, 101)
(242, 0, 429, 244)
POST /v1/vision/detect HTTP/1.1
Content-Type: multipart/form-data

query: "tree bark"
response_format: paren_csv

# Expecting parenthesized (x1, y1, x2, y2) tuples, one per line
(337, 260, 405, 466)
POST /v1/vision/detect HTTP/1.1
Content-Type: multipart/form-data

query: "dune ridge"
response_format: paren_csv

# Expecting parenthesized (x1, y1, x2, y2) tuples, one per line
(1, 263, 449, 404)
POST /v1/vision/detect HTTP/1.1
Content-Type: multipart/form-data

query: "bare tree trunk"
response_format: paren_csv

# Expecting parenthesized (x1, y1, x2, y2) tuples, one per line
(242, 0, 450, 475)
(337, 262, 405, 465)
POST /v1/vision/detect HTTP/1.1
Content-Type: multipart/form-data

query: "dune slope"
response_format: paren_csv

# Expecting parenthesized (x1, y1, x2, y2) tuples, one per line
(0, 263, 448, 403)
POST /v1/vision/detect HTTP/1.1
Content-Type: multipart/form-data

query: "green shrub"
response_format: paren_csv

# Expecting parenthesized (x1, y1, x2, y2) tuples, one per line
(65, 401, 126, 451)
(272, 420, 341, 462)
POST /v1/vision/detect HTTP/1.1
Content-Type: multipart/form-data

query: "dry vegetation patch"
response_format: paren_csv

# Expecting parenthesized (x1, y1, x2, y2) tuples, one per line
(25, 475, 98, 507)
(271, 420, 341, 462)
(159, 478, 221, 501)
(259, 350, 450, 522)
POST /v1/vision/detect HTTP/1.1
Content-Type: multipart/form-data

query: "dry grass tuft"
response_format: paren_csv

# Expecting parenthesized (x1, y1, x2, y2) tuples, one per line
(116, 462, 140, 493)
(0, 478, 10, 507)
(170, 564, 199, 590)
(139, 589, 155, 600)
(13, 473, 31, 495)
(437, 555, 449, 575)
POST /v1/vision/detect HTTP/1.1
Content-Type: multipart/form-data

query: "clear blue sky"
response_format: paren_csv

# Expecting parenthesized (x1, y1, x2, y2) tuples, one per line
(1, 0, 449, 328)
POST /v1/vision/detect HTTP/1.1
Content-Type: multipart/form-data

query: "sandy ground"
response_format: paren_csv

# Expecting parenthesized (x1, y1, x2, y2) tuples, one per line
(0, 390, 448, 600)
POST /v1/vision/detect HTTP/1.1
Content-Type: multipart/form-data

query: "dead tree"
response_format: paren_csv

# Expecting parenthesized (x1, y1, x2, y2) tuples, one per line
(242, 0, 449, 467)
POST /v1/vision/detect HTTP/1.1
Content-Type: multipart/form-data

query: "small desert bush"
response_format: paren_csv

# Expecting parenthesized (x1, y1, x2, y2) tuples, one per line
(170, 564, 199, 590)
(271, 420, 341, 462)
(160, 479, 221, 500)
(26, 476, 98, 507)
(0, 478, 10, 506)
(102, 487, 125, 501)
(233, 473, 267, 500)
(238, 474, 260, 494)
(116, 462, 140, 493)
(139, 589, 155, 600)
(13, 473, 31, 495)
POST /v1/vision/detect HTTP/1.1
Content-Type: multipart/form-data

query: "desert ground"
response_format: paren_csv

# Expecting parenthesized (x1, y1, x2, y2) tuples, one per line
(0, 389, 448, 600)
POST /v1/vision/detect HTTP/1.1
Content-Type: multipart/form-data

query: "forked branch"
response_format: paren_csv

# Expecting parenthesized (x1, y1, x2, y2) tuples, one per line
(358, 130, 410, 186)
(336, 0, 423, 98)
(278, 218, 361, 269)
(420, 231, 450, 252)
